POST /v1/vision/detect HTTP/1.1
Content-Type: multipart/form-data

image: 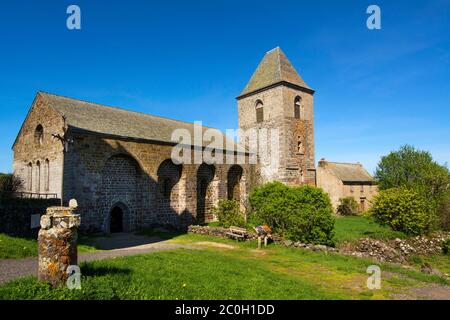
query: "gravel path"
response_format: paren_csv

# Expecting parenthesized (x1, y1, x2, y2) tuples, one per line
(0, 233, 196, 284)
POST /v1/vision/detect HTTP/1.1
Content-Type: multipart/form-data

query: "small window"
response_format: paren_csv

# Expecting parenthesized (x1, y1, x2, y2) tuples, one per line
(36, 161, 41, 193)
(34, 125, 44, 145)
(297, 141, 303, 154)
(255, 101, 264, 123)
(294, 96, 302, 119)
(45, 159, 50, 191)
(27, 163, 33, 191)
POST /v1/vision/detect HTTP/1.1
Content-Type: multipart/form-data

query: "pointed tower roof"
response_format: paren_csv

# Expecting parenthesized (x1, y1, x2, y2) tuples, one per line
(238, 47, 314, 99)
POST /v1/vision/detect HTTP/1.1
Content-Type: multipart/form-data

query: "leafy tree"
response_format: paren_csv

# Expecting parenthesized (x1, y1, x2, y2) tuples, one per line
(375, 145, 450, 205)
(0, 174, 24, 193)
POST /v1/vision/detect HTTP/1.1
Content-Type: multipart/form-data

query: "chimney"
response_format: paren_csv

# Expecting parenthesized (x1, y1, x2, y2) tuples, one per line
(318, 158, 328, 168)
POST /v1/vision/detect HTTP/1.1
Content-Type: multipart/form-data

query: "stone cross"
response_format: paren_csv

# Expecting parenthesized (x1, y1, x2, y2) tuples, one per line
(38, 204, 81, 287)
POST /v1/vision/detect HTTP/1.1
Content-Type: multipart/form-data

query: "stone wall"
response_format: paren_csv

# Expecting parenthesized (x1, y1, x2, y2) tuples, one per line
(13, 94, 65, 198)
(317, 165, 378, 212)
(62, 133, 256, 233)
(237, 84, 316, 186)
(0, 197, 60, 238)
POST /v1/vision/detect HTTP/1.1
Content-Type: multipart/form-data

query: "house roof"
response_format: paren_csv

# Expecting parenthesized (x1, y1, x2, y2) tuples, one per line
(238, 47, 313, 98)
(36, 92, 240, 151)
(321, 161, 374, 183)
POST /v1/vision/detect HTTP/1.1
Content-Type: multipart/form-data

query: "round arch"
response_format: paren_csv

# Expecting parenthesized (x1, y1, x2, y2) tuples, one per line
(109, 201, 129, 233)
(227, 165, 244, 202)
(196, 163, 216, 223)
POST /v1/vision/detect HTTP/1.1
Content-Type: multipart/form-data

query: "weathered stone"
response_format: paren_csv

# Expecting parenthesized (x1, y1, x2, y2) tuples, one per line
(339, 232, 450, 264)
(283, 240, 293, 247)
(38, 206, 80, 288)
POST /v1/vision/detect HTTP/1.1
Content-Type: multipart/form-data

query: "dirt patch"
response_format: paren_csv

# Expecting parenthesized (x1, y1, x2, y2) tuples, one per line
(194, 242, 235, 249)
(250, 249, 268, 256)
(411, 284, 450, 300)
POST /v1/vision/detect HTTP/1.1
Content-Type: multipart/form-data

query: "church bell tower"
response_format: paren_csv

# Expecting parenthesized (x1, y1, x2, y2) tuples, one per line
(236, 47, 316, 186)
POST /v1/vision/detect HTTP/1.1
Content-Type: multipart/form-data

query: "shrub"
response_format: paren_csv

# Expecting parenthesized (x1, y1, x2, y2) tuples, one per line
(438, 196, 450, 231)
(374, 145, 450, 230)
(0, 174, 24, 193)
(375, 145, 450, 201)
(336, 197, 359, 216)
(442, 238, 450, 255)
(249, 182, 335, 246)
(369, 188, 435, 236)
(213, 200, 245, 228)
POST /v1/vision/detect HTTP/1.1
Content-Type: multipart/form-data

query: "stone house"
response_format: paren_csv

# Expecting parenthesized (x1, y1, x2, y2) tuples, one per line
(317, 159, 378, 213)
(12, 47, 362, 233)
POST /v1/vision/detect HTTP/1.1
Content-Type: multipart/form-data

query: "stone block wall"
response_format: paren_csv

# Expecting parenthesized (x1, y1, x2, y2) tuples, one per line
(62, 133, 255, 233)
(13, 94, 65, 198)
(0, 198, 60, 238)
(237, 85, 316, 186)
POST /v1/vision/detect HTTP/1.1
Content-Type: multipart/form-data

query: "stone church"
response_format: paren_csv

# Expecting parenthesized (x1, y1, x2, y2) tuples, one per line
(12, 47, 355, 233)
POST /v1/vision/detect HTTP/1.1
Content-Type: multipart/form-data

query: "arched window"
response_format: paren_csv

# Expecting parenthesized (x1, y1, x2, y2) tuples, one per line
(34, 125, 44, 145)
(157, 159, 182, 200)
(255, 100, 264, 123)
(36, 161, 41, 193)
(45, 159, 50, 191)
(27, 163, 33, 191)
(294, 96, 302, 119)
(227, 165, 243, 202)
(196, 163, 216, 223)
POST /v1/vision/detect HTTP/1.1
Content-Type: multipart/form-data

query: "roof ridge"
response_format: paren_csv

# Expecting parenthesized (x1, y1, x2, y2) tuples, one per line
(326, 161, 363, 166)
(39, 91, 218, 130)
(276, 48, 282, 82)
(238, 47, 313, 98)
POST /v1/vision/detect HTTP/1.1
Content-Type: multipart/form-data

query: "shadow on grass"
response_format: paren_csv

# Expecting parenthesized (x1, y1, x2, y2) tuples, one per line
(81, 264, 132, 277)
(137, 226, 186, 241)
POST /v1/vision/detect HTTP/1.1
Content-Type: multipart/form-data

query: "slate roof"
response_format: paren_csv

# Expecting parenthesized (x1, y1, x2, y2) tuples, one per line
(37, 92, 239, 150)
(238, 47, 313, 98)
(322, 161, 374, 183)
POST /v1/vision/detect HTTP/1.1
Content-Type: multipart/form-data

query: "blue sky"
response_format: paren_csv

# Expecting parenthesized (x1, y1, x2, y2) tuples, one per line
(0, 0, 449, 173)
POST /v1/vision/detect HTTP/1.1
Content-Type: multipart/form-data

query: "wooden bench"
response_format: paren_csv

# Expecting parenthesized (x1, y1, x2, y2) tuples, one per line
(225, 226, 248, 241)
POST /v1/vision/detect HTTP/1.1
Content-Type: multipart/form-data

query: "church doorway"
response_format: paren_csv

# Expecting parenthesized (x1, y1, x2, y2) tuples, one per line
(110, 206, 124, 233)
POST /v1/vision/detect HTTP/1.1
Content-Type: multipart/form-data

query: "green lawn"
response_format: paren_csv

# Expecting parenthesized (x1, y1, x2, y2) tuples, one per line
(334, 215, 407, 244)
(408, 254, 450, 275)
(1, 232, 449, 300)
(0, 233, 100, 259)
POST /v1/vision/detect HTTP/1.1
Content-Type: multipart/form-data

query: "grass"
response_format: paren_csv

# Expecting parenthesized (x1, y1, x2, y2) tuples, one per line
(407, 254, 450, 275)
(1, 231, 449, 300)
(334, 215, 407, 244)
(0, 233, 100, 259)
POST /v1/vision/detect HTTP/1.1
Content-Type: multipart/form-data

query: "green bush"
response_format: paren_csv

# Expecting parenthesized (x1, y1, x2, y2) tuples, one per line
(337, 197, 359, 216)
(213, 199, 245, 228)
(369, 188, 435, 236)
(0, 174, 24, 193)
(438, 196, 450, 231)
(374, 145, 450, 230)
(443, 238, 450, 255)
(249, 182, 335, 246)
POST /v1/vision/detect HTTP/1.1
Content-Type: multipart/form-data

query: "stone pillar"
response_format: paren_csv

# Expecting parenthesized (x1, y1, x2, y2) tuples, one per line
(38, 206, 81, 287)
